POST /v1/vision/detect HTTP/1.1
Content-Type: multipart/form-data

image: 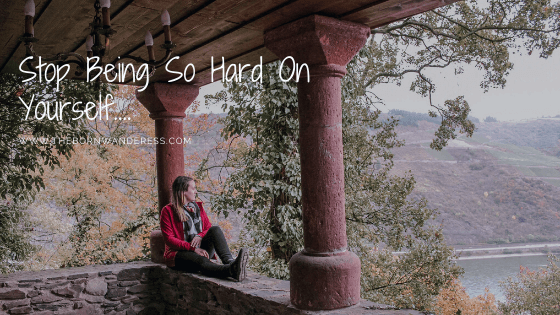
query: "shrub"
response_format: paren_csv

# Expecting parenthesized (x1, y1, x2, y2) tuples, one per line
(435, 279, 497, 315)
(499, 255, 560, 314)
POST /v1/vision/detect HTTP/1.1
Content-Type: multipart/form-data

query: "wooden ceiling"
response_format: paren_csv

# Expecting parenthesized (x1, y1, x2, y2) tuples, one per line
(0, 0, 459, 87)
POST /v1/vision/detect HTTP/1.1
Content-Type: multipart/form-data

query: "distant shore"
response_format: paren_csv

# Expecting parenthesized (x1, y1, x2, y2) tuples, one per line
(453, 242, 560, 260)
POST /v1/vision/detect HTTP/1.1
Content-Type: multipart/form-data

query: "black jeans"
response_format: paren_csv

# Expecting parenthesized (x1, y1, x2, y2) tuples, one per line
(174, 226, 234, 278)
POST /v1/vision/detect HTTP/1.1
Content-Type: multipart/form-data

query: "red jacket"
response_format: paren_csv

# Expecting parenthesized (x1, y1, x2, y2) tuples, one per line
(160, 202, 212, 267)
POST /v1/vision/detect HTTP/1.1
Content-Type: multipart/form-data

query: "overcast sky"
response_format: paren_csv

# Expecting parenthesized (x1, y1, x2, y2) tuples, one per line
(195, 52, 560, 122)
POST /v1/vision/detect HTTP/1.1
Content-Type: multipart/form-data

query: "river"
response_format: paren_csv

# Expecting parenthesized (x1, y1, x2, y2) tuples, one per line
(456, 254, 550, 302)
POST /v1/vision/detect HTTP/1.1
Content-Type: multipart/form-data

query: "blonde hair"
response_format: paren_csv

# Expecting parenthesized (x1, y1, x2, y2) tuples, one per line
(171, 176, 194, 222)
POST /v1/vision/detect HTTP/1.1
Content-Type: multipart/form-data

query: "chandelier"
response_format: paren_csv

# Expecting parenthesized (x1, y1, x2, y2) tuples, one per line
(19, 0, 175, 78)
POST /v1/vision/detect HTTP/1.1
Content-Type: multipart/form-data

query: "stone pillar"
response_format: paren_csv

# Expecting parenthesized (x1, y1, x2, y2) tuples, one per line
(264, 15, 370, 310)
(136, 83, 199, 211)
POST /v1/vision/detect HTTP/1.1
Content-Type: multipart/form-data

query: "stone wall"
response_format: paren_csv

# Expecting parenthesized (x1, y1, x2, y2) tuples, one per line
(0, 262, 163, 315)
(0, 261, 421, 315)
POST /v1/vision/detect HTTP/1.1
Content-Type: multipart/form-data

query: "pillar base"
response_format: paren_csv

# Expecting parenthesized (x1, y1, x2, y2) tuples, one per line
(289, 250, 361, 310)
(150, 230, 165, 264)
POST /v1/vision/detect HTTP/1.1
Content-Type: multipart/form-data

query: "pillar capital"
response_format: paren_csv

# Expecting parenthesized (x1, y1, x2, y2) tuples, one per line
(136, 83, 199, 120)
(264, 15, 370, 67)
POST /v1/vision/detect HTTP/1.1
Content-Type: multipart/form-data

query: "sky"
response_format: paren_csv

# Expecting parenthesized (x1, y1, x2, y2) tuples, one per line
(195, 52, 560, 122)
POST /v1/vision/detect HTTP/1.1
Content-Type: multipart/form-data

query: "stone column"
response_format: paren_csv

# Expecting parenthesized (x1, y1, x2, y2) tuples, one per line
(136, 83, 199, 211)
(264, 15, 370, 310)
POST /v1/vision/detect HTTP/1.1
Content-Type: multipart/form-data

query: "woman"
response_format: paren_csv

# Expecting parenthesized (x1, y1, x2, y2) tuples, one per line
(160, 176, 248, 281)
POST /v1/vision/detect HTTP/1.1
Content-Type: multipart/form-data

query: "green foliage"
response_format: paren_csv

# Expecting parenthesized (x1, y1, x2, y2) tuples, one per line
(359, 240, 459, 310)
(0, 202, 37, 273)
(343, 50, 462, 311)
(484, 116, 499, 123)
(0, 73, 113, 273)
(0, 73, 112, 202)
(499, 255, 560, 314)
(204, 63, 303, 271)
(430, 96, 475, 150)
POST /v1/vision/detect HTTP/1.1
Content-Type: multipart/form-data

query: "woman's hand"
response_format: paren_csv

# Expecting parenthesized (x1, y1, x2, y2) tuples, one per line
(194, 247, 208, 259)
(191, 235, 202, 248)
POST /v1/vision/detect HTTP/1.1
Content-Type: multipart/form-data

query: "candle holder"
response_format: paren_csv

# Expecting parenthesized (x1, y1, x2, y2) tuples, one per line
(19, 0, 174, 79)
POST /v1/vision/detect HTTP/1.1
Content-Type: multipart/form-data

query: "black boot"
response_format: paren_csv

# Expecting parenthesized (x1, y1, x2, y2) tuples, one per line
(229, 248, 248, 282)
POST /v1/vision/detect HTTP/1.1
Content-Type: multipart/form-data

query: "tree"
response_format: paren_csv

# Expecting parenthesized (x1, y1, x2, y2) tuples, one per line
(361, 0, 559, 150)
(498, 255, 560, 314)
(51, 87, 158, 267)
(0, 73, 112, 273)
(9, 85, 158, 269)
(0, 201, 37, 273)
(435, 279, 497, 315)
(0, 73, 111, 202)
(343, 53, 463, 310)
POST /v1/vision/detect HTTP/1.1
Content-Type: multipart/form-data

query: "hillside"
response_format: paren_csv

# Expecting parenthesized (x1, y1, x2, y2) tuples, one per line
(187, 113, 560, 246)
(389, 116, 560, 245)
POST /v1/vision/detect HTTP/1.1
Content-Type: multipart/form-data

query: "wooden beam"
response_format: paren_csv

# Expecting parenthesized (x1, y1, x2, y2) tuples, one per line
(341, 0, 461, 28)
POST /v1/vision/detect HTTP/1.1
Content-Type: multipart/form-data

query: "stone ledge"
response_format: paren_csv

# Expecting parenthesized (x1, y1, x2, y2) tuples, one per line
(0, 262, 423, 314)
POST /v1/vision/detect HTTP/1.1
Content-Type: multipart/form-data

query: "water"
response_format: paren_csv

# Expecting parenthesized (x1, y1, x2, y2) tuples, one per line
(456, 254, 550, 302)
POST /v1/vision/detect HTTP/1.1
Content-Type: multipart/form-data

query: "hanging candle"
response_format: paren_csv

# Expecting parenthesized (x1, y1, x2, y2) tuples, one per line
(161, 9, 171, 42)
(24, 0, 35, 35)
(145, 31, 155, 61)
